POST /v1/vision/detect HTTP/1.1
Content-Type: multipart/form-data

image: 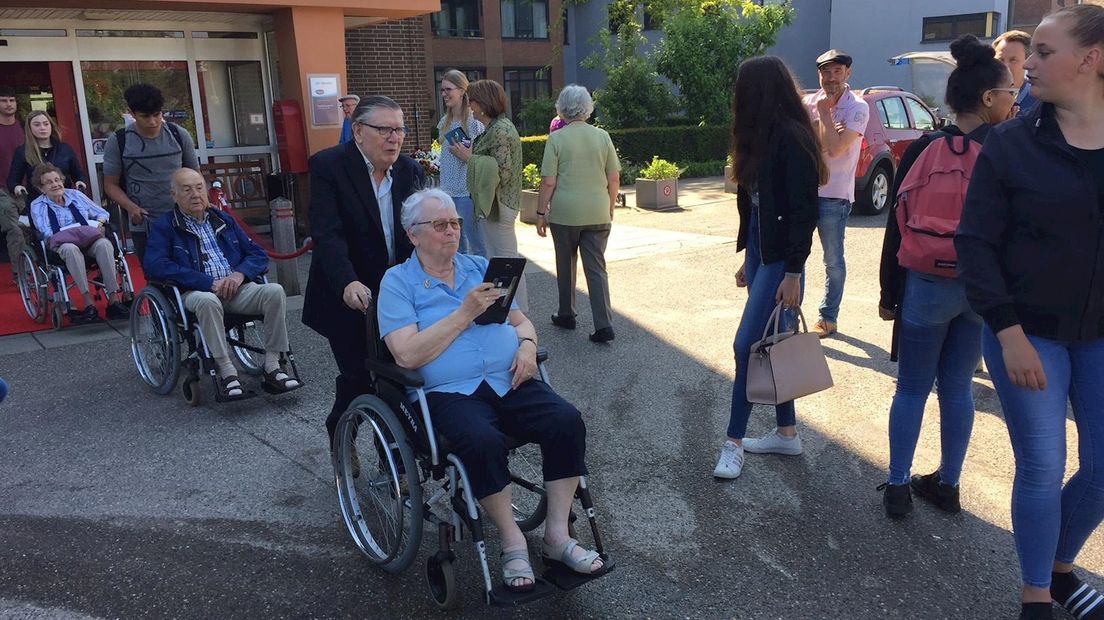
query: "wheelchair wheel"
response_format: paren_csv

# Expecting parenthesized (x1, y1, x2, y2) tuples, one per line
(51, 304, 64, 330)
(509, 442, 548, 532)
(229, 320, 265, 375)
(130, 287, 182, 395)
(426, 555, 459, 610)
(16, 251, 47, 323)
(334, 395, 423, 573)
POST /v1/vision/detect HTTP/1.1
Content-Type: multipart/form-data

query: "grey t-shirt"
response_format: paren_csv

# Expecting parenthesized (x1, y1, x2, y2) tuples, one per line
(102, 121, 199, 229)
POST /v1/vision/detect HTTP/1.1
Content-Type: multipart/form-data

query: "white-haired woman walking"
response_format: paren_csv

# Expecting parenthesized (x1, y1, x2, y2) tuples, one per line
(536, 85, 621, 343)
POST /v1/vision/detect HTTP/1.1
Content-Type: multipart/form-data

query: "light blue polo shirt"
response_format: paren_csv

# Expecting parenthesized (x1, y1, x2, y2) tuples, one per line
(378, 252, 521, 397)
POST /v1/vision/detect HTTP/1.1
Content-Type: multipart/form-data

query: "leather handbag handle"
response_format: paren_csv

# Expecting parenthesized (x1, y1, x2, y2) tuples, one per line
(759, 302, 810, 343)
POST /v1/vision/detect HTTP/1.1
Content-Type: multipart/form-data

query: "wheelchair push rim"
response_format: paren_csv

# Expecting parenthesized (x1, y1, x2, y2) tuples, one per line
(130, 287, 182, 395)
(333, 395, 423, 574)
(16, 250, 47, 323)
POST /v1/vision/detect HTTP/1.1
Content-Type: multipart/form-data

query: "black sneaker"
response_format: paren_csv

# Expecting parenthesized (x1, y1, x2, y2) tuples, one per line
(910, 471, 961, 513)
(81, 305, 101, 322)
(1051, 571, 1104, 619)
(877, 482, 912, 519)
(551, 314, 576, 330)
(106, 301, 131, 320)
(1019, 602, 1055, 620)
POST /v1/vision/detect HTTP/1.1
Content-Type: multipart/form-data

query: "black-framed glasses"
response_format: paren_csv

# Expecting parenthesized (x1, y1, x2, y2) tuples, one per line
(359, 122, 408, 138)
(413, 218, 463, 232)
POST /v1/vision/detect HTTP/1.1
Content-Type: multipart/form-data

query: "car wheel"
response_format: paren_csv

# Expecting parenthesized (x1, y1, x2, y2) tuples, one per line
(856, 164, 892, 216)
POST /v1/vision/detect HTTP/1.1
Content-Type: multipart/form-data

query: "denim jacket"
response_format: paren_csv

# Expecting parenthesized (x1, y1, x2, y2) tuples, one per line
(144, 206, 268, 292)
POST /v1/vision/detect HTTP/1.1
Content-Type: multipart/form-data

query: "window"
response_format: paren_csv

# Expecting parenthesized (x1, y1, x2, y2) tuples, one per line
(922, 12, 999, 42)
(433, 67, 486, 122)
(0, 29, 67, 37)
(80, 60, 197, 147)
(906, 98, 936, 131)
(643, 6, 664, 31)
(504, 67, 551, 126)
(1009, 0, 1051, 29)
(877, 97, 909, 130)
(432, 0, 482, 37)
(76, 30, 184, 38)
(197, 61, 269, 148)
(502, 0, 549, 39)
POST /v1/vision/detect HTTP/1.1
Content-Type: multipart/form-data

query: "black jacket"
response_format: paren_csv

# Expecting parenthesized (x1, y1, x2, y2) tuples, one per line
(735, 121, 820, 273)
(8, 141, 85, 203)
(302, 143, 426, 342)
(956, 103, 1104, 342)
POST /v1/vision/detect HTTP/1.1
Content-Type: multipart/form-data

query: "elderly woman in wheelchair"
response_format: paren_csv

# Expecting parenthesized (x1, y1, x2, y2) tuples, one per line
(366, 188, 608, 598)
(28, 163, 130, 324)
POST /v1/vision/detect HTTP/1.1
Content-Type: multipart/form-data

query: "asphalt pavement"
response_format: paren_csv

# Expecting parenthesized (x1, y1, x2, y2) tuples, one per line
(0, 178, 1099, 619)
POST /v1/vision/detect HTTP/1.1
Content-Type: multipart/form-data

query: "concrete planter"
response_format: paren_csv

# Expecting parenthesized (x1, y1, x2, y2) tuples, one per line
(635, 178, 679, 210)
(724, 165, 738, 194)
(520, 189, 540, 225)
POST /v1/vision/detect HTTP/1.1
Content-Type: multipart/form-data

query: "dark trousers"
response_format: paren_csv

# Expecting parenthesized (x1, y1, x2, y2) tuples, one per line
(550, 223, 613, 331)
(325, 334, 375, 446)
(131, 230, 148, 264)
(426, 379, 587, 500)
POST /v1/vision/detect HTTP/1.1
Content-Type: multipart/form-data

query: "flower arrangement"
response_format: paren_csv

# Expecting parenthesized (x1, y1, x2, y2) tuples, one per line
(412, 139, 442, 178)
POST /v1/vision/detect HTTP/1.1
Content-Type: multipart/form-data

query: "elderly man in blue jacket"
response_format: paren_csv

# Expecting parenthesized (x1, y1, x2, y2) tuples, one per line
(145, 168, 301, 399)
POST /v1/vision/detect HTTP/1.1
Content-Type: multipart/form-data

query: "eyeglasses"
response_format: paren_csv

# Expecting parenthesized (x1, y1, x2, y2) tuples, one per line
(359, 123, 408, 138)
(989, 87, 1020, 97)
(413, 218, 463, 232)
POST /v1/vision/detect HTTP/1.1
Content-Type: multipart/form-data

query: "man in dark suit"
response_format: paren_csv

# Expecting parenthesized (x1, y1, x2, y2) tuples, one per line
(302, 95, 426, 446)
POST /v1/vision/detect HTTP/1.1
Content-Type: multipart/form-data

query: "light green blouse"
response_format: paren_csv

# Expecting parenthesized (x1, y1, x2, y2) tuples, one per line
(540, 122, 621, 226)
(467, 115, 523, 220)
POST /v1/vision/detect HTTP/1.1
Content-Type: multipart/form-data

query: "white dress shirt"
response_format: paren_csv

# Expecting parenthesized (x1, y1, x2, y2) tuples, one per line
(360, 150, 396, 264)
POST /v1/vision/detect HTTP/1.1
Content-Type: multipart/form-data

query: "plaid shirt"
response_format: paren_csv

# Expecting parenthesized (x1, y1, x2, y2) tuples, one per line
(182, 210, 233, 280)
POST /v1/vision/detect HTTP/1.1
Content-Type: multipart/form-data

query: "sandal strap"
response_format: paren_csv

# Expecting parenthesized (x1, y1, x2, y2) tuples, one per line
(544, 537, 601, 574)
(500, 549, 535, 582)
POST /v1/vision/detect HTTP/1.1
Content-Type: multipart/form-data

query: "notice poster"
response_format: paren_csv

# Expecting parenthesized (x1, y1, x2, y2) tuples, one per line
(308, 74, 341, 127)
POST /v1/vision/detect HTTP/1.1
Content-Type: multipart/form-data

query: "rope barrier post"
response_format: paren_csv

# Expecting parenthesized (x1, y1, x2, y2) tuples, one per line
(269, 196, 301, 296)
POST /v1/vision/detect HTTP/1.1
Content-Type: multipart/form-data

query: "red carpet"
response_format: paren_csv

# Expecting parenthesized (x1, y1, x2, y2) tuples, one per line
(0, 255, 146, 336)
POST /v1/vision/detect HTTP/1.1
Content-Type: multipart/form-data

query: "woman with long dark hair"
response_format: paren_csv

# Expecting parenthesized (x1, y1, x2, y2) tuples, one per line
(9, 111, 85, 204)
(956, 6, 1104, 619)
(876, 34, 1016, 519)
(714, 56, 828, 479)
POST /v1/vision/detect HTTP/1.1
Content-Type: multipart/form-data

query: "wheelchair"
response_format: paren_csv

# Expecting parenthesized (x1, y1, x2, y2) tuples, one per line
(15, 221, 135, 330)
(330, 305, 613, 610)
(129, 278, 301, 406)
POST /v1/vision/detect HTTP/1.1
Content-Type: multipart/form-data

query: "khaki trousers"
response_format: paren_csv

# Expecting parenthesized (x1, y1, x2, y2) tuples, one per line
(183, 281, 289, 361)
(0, 190, 25, 273)
(56, 238, 119, 296)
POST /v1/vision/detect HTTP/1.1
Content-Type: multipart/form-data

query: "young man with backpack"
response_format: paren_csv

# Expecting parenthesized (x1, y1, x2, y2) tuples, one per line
(102, 83, 199, 262)
(876, 34, 1018, 520)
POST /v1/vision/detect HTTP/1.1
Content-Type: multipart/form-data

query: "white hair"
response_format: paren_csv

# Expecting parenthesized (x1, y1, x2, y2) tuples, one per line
(401, 188, 456, 231)
(555, 84, 594, 121)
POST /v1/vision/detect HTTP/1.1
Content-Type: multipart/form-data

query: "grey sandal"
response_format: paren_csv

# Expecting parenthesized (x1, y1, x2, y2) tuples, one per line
(500, 548, 536, 592)
(542, 537, 605, 575)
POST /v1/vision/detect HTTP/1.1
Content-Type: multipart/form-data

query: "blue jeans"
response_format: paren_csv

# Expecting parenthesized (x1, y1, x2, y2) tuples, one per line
(816, 197, 851, 323)
(984, 328, 1104, 588)
(452, 195, 486, 256)
(727, 210, 802, 439)
(886, 271, 982, 486)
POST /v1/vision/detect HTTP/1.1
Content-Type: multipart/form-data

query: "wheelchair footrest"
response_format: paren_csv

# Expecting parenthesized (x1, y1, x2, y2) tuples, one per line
(487, 578, 557, 607)
(541, 554, 615, 591)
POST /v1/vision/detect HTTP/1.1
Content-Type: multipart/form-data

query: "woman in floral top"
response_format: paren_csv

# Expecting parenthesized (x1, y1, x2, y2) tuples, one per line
(450, 79, 529, 312)
(437, 69, 486, 255)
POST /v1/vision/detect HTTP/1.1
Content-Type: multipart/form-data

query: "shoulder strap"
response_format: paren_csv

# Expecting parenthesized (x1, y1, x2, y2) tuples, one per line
(165, 122, 183, 147)
(114, 128, 127, 159)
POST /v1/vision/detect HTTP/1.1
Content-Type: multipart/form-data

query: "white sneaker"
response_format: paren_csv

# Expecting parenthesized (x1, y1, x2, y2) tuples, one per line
(742, 429, 803, 455)
(713, 441, 745, 479)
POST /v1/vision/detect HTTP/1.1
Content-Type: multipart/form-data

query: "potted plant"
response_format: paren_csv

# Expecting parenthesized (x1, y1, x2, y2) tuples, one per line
(520, 163, 541, 225)
(724, 154, 738, 194)
(635, 156, 684, 210)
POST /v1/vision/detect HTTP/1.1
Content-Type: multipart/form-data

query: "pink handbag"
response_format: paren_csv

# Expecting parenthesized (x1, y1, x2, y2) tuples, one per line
(746, 302, 834, 405)
(47, 225, 104, 252)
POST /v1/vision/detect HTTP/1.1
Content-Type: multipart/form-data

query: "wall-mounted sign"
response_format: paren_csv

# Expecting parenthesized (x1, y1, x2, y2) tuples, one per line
(249, 113, 265, 126)
(308, 74, 341, 127)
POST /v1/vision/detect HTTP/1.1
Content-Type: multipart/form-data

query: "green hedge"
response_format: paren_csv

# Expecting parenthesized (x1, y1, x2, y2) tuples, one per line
(522, 125, 729, 169)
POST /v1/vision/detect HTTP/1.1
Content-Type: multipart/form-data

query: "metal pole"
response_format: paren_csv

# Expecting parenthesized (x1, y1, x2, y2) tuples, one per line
(269, 196, 300, 296)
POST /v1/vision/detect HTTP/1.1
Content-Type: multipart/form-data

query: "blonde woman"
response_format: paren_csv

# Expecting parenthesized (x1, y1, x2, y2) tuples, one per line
(9, 111, 85, 204)
(437, 70, 486, 254)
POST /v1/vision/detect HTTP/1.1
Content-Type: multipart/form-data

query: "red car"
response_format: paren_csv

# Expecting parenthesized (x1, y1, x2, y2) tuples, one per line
(853, 87, 941, 215)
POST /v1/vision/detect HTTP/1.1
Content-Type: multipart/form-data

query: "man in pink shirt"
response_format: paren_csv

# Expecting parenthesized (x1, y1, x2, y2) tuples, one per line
(802, 50, 869, 338)
(0, 86, 27, 280)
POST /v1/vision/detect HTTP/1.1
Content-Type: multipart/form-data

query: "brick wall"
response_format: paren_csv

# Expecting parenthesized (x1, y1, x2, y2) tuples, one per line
(345, 19, 435, 152)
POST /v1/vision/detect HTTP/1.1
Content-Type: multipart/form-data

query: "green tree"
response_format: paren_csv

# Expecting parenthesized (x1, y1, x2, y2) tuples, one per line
(655, 0, 794, 125)
(583, 16, 676, 129)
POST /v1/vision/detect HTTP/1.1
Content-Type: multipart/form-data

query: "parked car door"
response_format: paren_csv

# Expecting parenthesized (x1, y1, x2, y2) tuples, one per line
(875, 96, 922, 164)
